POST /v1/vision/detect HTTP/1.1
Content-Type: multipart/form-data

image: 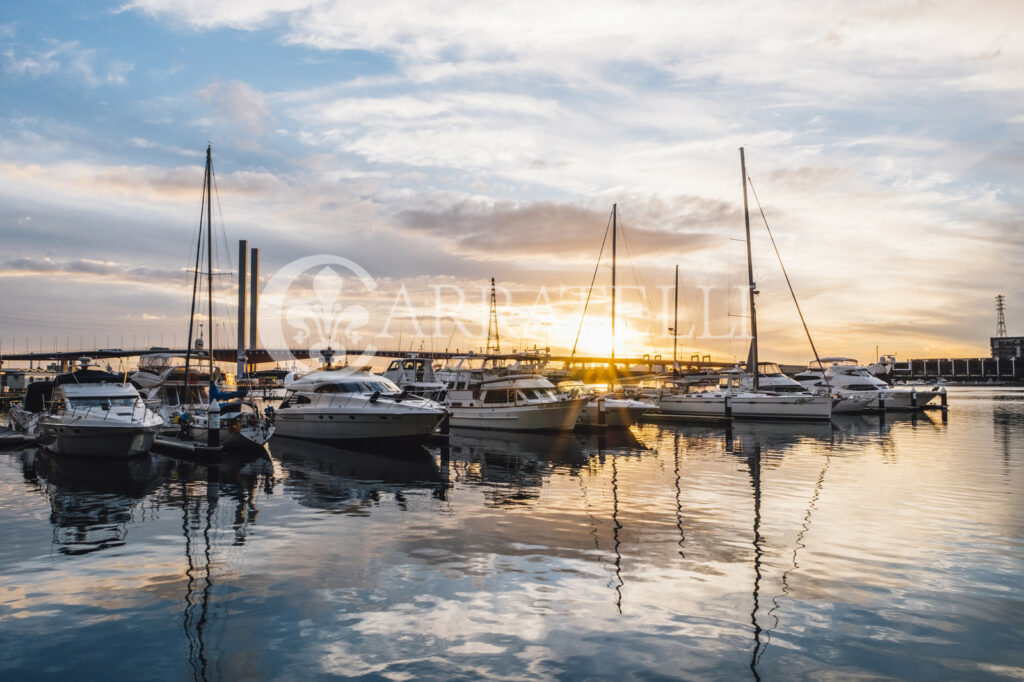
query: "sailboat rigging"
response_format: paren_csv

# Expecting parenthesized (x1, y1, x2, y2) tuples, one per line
(134, 146, 275, 450)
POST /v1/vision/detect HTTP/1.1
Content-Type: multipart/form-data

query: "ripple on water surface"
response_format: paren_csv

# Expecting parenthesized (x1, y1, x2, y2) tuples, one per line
(1, 386, 1023, 680)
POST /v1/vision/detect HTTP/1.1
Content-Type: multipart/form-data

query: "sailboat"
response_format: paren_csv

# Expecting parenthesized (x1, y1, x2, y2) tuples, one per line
(138, 146, 275, 449)
(567, 205, 656, 427)
(729, 148, 831, 420)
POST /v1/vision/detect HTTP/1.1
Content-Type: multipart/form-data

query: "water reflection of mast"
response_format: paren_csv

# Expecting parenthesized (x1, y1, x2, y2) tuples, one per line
(181, 469, 218, 682)
(673, 430, 685, 559)
(611, 455, 624, 614)
(746, 442, 764, 682)
(762, 449, 832, 662)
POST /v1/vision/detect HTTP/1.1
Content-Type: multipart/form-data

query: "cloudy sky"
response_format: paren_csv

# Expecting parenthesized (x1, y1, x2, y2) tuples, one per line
(1, 0, 1022, 365)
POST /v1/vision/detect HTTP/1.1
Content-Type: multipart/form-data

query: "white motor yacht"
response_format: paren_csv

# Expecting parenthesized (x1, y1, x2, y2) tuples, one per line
(556, 378, 655, 427)
(793, 357, 944, 410)
(272, 370, 448, 444)
(32, 376, 164, 458)
(743, 362, 872, 414)
(439, 356, 586, 432)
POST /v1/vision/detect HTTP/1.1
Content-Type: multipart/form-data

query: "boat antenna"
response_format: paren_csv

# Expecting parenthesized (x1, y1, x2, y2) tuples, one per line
(745, 171, 828, 388)
(740, 148, 758, 391)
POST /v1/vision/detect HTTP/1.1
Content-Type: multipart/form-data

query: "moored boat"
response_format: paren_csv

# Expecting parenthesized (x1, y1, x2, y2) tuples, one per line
(23, 367, 165, 457)
(272, 370, 448, 444)
(439, 356, 586, 432)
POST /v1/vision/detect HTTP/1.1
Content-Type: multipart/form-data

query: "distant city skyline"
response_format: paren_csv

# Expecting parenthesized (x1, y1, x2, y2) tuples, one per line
(2, 1, 1022, 365)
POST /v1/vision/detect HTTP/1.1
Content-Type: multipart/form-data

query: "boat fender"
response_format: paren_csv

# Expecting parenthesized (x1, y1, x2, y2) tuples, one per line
(231, 420, 243, 433)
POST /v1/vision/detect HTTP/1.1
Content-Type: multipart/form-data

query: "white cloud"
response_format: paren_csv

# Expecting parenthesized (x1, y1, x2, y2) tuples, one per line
(198, 80, 274, 143)
(3, 38, 132, 86)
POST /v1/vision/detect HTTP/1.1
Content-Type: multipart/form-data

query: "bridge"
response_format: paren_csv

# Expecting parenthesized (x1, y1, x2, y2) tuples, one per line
(0, 347, 735, 376)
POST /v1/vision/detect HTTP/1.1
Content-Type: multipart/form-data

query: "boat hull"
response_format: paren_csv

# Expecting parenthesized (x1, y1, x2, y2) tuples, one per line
(871, 389, 941, 410)
(578, 399, 653, 428)
(730, 394, 832, 420)
(449, 398, 586, 432)
(272, 408, 446, 443)
(36, 421, 159, 458)
(656, 395, 729, 419)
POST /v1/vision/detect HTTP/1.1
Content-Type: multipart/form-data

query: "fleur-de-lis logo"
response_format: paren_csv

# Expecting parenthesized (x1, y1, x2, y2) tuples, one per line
(260, 255, 378, 369)
(285, 267, 369, 356)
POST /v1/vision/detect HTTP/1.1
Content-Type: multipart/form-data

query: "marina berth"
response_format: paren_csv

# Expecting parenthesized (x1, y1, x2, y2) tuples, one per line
(272, 370, 448, 444)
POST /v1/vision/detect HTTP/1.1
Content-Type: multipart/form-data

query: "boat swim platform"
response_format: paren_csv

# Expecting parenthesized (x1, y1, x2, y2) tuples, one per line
(0, 426, 36, 448)
(152, 435, 223, 457)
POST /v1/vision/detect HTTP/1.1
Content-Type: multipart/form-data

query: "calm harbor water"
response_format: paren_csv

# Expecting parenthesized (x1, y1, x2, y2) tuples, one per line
(1, 386, 1023, 681)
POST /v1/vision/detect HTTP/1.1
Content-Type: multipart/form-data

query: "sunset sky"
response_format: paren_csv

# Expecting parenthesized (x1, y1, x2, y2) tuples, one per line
(1, 0, 1022, 366)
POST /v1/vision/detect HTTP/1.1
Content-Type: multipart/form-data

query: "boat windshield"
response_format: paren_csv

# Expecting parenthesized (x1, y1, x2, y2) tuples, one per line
(67, 396, 139, 408)
(313, 379, 401, 394)
(837, 368, 875, 378)
(758, 363, 785, 376)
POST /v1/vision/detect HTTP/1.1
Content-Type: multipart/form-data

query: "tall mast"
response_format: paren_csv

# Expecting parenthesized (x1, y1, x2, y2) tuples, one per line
(182, 151, 205, 405)
(611, 203, 617, 362)
(740, 147, 758, 391)
(206, 146, 214, 387)
(673, 264, 679, 371)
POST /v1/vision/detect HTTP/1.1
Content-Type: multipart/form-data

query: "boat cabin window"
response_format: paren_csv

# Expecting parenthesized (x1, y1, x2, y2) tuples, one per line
(387, 360, 401, 371)
(483, 388, 514, 404)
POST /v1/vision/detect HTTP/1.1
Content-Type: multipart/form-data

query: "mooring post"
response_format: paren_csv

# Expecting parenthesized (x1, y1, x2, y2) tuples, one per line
(911, 388, 917, 409)
(207, 399, 221, 447)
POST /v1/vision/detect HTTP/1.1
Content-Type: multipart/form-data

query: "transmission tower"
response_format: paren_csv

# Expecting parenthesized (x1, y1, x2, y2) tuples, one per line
(996, 294, 1007, 337)
(486, 277, 501, 353)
